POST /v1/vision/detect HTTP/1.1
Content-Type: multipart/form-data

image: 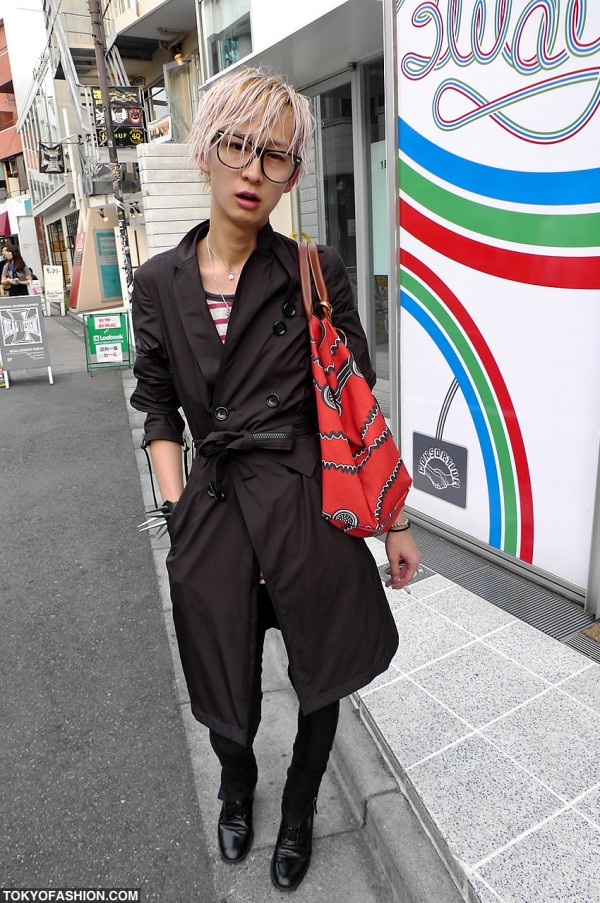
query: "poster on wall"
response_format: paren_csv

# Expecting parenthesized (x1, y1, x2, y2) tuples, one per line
(395, 0, 600, 589)
(91, 86, 146, 148)
(94, 230, 121, 301)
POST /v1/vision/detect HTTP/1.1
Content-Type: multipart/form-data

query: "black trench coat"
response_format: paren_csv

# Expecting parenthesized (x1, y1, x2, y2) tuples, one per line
(131, 221, 399, 745)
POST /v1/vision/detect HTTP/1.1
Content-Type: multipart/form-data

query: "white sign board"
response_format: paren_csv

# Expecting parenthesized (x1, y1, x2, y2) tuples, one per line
(395, 1, 600, 589)
(43, 264, 65, 315)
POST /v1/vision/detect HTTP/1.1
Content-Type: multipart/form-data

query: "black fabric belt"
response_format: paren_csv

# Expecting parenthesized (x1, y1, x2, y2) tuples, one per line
(194, 419, 317, 501)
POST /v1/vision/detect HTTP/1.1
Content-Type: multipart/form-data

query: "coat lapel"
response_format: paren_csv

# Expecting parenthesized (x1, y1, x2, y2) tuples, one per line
(172, 222, 224, 389)
(170, 222, 300, 396)
(218, 226, 297, 366)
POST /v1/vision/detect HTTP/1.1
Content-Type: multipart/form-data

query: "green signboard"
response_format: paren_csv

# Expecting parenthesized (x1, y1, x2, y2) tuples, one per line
(84, 311, 133, 374)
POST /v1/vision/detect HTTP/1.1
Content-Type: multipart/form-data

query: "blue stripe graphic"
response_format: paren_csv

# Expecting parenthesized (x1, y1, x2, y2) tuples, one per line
(401, 290, 502, 548)
(399, 118, 600, 206)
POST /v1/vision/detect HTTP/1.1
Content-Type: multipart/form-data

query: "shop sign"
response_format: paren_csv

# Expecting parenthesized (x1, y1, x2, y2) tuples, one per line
(91, 86, 146, 148)
(84, 311, 132, 372)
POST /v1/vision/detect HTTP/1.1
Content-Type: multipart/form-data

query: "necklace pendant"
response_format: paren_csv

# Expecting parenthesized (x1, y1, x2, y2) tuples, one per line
(227, 273, 235, 281)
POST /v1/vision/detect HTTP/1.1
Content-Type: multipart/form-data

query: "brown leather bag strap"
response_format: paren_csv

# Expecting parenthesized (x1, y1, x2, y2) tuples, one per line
(307, 242, 329, 307)
(297, 240, 333, 322)
(297, 241, 313, 320)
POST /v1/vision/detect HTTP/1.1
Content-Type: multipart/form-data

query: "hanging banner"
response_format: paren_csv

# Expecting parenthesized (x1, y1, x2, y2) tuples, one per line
(38, 142, 65, 174)
(0, 298, 51, 370)
(91, 86, 146, 148)
(395, 0, 600, 590)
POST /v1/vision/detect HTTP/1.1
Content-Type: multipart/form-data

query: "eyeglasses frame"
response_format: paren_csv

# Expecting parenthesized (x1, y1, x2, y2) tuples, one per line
(214, 130, 302, 184)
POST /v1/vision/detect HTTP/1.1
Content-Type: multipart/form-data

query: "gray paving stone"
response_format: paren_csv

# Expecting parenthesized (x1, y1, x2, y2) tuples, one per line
(411, 642, 547, 728)
(407, 736, 562, 866)
(560, 662, 600, 714)
(361, 677, 471, 769)
(482, 689, 600, 801)
(476, 810, 600, 903)
(391, 602, 474, 673)
(483, 619, 589, 684)
(574, 785, 600, 827)
(423, 584, 515, 637)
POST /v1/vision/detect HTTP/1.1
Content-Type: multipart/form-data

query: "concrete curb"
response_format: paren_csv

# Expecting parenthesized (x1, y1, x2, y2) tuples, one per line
(331, 698, 463, 903)
(272, 628, 464, 903)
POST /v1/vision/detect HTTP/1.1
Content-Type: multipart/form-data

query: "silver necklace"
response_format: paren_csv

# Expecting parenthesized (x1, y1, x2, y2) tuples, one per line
(206, 238, 239, 281)
(206, 241, 233, 319)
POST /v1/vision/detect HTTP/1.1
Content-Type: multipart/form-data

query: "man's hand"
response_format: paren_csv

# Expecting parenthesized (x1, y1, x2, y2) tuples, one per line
(384, 529, 421, 590)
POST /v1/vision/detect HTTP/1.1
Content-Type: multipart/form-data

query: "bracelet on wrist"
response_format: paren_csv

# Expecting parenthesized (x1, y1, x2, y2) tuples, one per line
(388, 518, 411, 533)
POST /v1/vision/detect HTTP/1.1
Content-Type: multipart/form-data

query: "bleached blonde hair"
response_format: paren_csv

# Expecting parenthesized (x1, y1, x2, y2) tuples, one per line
(187, 67, 314, 181)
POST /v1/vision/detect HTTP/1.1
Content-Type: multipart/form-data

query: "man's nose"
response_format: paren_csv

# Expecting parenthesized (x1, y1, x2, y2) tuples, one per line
(241, 153, 263, 181)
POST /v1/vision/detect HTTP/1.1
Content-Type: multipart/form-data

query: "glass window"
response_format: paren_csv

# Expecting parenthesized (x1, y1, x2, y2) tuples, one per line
(144, 81, 168, 124)
(200, 0, 252, 77)
(315, 82, 357, 273)
(164, 59, 197, 141)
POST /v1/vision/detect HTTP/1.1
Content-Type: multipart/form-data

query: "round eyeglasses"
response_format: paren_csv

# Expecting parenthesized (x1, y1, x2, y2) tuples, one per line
(215, 131, 301, 184)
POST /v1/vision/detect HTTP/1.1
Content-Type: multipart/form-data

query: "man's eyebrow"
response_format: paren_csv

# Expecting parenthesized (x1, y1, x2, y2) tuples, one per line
(244, 132, 290, 151)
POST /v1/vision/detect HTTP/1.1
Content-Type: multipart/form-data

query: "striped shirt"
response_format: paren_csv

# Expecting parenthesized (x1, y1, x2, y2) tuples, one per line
(205, 289, 234, 342)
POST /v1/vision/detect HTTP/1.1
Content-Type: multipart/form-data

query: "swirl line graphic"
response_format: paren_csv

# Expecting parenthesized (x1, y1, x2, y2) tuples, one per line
(433, 67, 600, 141)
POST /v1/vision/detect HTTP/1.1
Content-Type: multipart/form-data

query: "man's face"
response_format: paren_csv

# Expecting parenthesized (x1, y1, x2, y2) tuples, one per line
(200, 110, 299, 230)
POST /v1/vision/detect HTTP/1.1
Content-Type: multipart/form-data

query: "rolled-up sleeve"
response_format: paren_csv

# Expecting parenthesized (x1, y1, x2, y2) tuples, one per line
(130, 268, 185, 444)
(318, 246, 377, 388)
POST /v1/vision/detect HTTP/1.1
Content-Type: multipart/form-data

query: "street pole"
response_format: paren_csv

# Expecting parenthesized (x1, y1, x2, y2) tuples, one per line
(87, 0, 134, 301)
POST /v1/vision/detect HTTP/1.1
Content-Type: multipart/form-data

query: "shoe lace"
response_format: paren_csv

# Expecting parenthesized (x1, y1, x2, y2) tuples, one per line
(224, 800, 247, 819)
(281, 822, 302, 844)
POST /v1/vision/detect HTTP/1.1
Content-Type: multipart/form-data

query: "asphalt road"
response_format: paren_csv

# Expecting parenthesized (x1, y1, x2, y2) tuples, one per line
(0, 331, 212, 900)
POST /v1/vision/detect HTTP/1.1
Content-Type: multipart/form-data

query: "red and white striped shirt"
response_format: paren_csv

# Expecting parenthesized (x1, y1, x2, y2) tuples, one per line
(205, 289, 234, 342)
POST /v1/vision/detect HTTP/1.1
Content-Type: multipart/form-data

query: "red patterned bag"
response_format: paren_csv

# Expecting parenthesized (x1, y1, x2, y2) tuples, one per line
(298, 241, 412, 537)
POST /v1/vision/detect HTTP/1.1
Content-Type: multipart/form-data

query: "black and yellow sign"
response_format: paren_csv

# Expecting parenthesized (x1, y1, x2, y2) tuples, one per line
(91, 86, 146, 148)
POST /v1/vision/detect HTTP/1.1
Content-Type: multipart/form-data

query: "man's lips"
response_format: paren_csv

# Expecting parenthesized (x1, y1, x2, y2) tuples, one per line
(236, 191, 260, 202)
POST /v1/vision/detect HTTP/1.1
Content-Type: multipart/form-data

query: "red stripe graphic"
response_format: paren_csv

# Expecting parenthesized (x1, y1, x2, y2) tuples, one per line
(401, 201, 600, 289)
(401, 250, 535, 561)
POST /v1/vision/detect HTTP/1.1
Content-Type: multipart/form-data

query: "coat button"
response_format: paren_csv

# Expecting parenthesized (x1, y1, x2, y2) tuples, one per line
(207, 483, 226, 501)
(266, 394, 280, 408)
(273, 321, 287, 336)
(214, 406, 229, 421)
(283, 301, 296, 318)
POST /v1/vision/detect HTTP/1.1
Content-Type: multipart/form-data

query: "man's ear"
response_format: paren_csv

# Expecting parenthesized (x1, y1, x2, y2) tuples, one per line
(197, 154, 210, 175)
(283, 170, 300, 194)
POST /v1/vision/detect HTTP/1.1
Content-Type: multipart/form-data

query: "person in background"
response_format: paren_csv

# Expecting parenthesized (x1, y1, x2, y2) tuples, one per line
(1, 244, 32, 296)
(130, 67, 421, 892)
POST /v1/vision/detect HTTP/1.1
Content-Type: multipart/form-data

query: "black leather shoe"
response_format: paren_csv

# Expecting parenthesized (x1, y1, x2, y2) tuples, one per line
(270, 803, 315, 891)
(217, 798, 254, 863)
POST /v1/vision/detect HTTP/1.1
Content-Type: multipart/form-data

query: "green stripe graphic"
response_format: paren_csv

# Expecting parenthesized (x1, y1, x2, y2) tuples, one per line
(401, 269, 518, 555)
(401, 161, 600, 249)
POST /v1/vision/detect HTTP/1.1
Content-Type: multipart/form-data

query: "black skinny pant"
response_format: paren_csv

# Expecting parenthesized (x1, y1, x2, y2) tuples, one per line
(209, 585, 340, 826)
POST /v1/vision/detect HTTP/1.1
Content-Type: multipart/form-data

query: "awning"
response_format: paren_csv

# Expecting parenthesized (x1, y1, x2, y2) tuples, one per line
(0, 211, 11, 236)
